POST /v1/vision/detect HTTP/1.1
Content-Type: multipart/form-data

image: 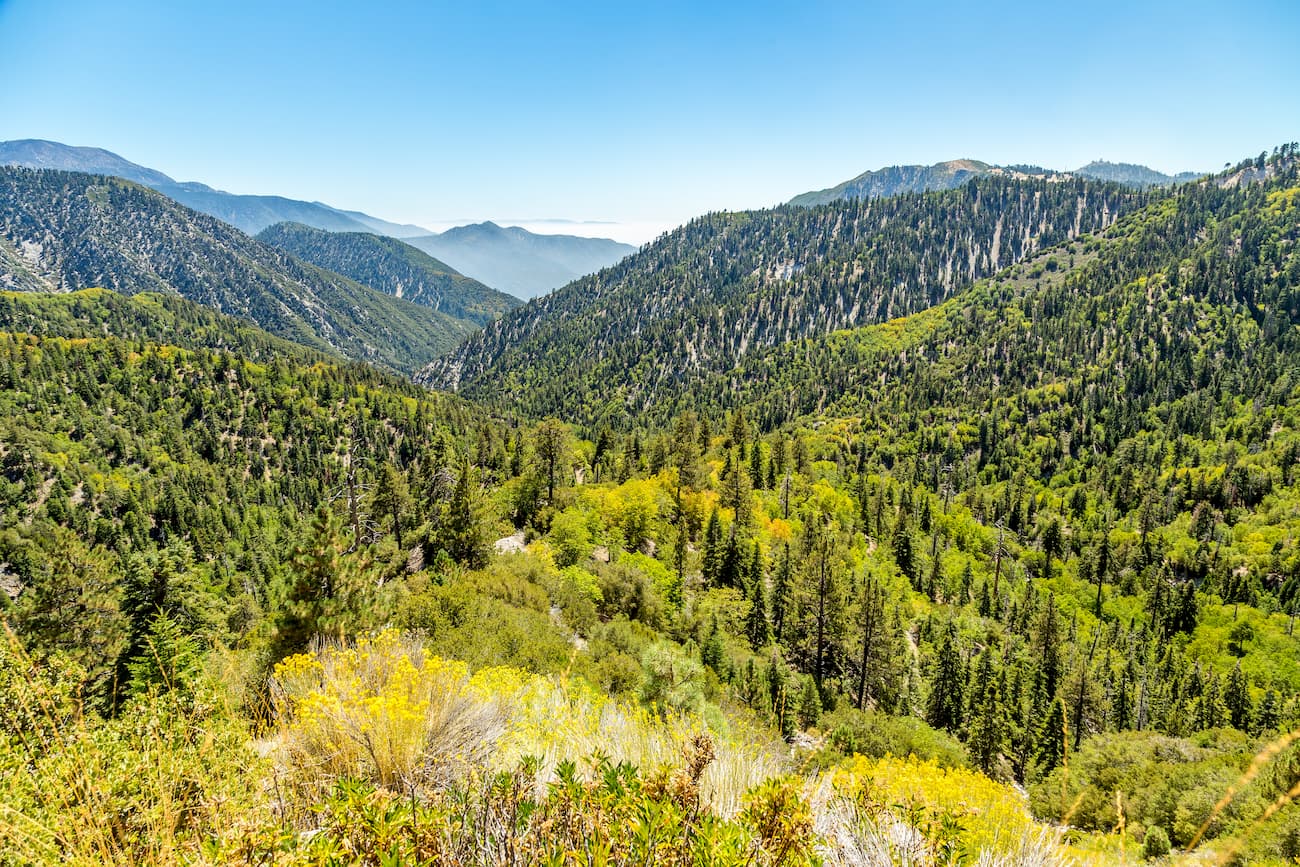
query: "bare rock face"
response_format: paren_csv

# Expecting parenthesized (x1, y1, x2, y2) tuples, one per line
(0, 562, 22, 600)
(495, 531, 526, 554)
(592, 545, 610, 563)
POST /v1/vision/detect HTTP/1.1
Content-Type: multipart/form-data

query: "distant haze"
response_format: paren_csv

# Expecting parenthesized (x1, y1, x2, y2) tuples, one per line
(415, 220, 673, 247)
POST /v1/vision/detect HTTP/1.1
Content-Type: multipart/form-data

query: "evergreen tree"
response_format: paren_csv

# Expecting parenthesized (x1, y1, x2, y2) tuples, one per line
(370, 460, 412, 550)
(927, 623, 965, 733)
(855, 576, 885, 709)
(126, 612, 201, 698)
(701, 616, 726, 676)
(1034, 596, 1063, 705)
(746, 566, 771, 649)
(968, 653, 1008, 776)
(719, 529, 744, 589)
(771, 543, 793, 641)
(433, 463, 489, 569)
(671, 411, 700, 490)
(1255, 689, 1281, 735)
(798, 675, 822, 729)
(701, 508, 723, 586)
(1036, 697, 1068, 775)
(893, 513, 919, 590)
(533, 418, 568, 503)
(1225, 661, 1252, 731)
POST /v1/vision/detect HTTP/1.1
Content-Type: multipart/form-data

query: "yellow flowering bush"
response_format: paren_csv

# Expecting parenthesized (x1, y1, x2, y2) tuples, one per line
(271, 631, 506, 794)
(816, 755, 1069, 865)
(272, 630, 784, 819)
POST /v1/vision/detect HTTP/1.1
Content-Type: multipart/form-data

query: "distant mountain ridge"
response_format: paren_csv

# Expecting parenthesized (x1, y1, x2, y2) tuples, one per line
(405, 222, 636, 299)
(0, 139, 635, 297)
(1073, 160, 1203, 187)
(790, 157, 1201, 205)
(0, 166, 474, 374)
(256, 221, 521, 324)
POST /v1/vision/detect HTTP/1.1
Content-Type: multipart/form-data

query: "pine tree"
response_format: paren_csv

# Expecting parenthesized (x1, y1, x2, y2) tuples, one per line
(719, 530, 743, 589)
(1036, 697, 1068, 775)
(855, 576, 884, 709)
(721, 452, 753, 527)
(893, 513, 919, 590)
(1034, 596, 1063, 705)
(746, 572, 771, 649)
(370, 460, 412, 550)
(1225, 661, 1252, 731)
(701, 616, 726, 676)
(1255, 689, 1281, 734)
(927, 623, 965, 733)
(798, 676, 822, 729)
(968, 652, 1008, 777)
(671, 411, 700, 490)
(772, 544, 793, 641)
(126, 612, 201, 698)
(701, 508, 722, 586)
(766, 651, 794, 740)
(434, 463, 489, 569)
(533, 418, 568, 503)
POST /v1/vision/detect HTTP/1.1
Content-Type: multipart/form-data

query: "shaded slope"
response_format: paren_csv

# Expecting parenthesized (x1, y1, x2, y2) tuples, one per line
(0, 167, 472, 374)
(257, 221, 520, 325)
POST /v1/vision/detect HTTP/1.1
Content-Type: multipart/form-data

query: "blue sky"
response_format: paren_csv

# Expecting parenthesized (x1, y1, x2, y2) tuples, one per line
(1, 0, 1297, 242)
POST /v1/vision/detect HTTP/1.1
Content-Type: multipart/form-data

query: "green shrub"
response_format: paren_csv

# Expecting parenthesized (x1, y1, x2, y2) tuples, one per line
(1143, 825, 1171, 859)
(817, 706, 969, 769)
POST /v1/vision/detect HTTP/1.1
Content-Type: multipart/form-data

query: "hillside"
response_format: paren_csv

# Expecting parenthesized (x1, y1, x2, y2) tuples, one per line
(0, 167, 474, 374)
(407, 221, 637, 299)
(423, 175, 1153, 427)
(256, 221, 521, 325)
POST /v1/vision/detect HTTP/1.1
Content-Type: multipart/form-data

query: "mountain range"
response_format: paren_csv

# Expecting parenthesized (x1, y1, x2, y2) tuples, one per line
(0, 166, 474, 374)
(789, 157, 1202, 206)
(0, 139, 635, 297)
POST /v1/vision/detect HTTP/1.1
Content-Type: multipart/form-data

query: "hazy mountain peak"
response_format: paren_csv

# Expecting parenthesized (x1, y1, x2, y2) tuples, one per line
(0, 138, 175, 187)
(1073, 159, 1203, 187)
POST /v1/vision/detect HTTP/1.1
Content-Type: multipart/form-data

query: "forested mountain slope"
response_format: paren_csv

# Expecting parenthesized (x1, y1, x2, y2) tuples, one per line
(0, 168, 474, 374)
(424, 176, 1152, 426)
(678, 150, 1300, 431)
(0, 288, 495, 691)
(256, 221, 520, 325)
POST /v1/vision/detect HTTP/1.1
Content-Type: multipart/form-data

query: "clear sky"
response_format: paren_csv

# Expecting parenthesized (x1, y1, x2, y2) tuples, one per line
(1, 0, 1297, 243)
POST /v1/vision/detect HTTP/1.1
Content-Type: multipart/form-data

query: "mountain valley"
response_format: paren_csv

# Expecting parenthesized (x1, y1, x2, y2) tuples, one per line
(1, 138, 1298, 866)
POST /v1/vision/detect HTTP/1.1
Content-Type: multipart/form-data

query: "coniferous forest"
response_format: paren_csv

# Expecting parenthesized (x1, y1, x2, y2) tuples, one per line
(2, 144, 1300, 865)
